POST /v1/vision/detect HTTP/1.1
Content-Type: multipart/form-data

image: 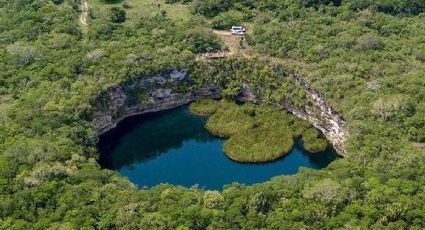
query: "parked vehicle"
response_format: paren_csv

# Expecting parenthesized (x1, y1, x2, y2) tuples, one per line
(230, 26, 246, 35)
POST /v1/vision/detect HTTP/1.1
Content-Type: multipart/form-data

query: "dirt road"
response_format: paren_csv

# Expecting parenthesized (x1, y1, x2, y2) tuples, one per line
(212, 30, 245, 56)
(80, 0, 89, 25)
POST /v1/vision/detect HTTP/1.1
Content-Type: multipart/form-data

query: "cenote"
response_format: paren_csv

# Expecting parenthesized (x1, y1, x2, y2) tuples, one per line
(99, 106, 337, 190)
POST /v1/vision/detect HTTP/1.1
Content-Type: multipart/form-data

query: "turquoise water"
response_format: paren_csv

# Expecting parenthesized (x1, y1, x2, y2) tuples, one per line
(99, 106, 337, 190)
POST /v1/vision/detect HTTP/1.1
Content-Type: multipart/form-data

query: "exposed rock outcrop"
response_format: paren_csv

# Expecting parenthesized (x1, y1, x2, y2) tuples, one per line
(92, 70, 221, 135)
(289, 75, 346, 156)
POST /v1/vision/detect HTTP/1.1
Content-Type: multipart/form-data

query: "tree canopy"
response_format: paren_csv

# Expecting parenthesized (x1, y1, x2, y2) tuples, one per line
(1, 0, 425, 229)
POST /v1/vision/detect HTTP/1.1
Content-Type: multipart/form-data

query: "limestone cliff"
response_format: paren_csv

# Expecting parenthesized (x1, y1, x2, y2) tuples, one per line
(288, 75, 346, 156)
(92, 70, 221, 135)
(92, 70, 346, 156)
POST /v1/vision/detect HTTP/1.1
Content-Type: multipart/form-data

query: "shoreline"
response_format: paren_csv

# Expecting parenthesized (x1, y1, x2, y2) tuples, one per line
(92, 73, 347, 156)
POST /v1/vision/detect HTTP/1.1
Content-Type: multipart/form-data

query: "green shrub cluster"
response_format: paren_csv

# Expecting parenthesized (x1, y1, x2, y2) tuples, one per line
(192, 101, 328, 162)
(205, 101, 255, 138)
(302, 128, 328, 153)
(189, 99, 219, 116)
(192, 0, 425, 18)
(109, 7, 126, 23)
(224, 127, 294, 162)
(252, 104, 328, 154)
(210, 11, 243, 30)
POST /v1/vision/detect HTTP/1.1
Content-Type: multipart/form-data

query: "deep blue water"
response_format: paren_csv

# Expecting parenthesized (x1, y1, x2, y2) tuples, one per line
(99, 106, 337, 190)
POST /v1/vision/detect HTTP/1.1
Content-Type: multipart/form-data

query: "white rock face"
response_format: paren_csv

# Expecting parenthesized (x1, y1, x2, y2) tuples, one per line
(290, 75, 347, 156)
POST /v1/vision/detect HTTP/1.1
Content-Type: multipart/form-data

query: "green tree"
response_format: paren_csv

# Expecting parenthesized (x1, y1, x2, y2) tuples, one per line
(109, 7, 126, 23)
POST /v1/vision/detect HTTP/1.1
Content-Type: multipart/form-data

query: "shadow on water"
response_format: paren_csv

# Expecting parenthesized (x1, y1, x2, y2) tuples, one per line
(98, 106, 338, 190)
(296, 139, 338, 167)
(98, 106, 217, 170)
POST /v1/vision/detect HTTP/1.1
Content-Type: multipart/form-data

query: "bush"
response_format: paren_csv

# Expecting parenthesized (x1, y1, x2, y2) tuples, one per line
(210, 11, 243, 30)
(109, 7, 126, 23)
(85, 49, 109, 62)
(371, 94, 415, 121)
(302, 128, 328, 153)
(190, 99, 219, 116)
(122, 1, 132, 9)
(224, 127, 294, 163)
(348, 0, 425, 15)
(357, 33, 382, 50)
(100, 0, 122, 3)
(255, 105, 310, 137)
(203, 191, 224, 209)
(255, 105, 294, 128)
(183, 28, 223, 53)
(88, 22, 118, 40)
(166, 0, 192, 3)
(6, 42, 38, 67)
(192, 0, 233, 18)
(52, 0, 64, 4)
(205, 101, 255, 137)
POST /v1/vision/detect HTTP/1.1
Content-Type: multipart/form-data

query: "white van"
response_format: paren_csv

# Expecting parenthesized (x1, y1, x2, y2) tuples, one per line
(230, 26, 246, 35)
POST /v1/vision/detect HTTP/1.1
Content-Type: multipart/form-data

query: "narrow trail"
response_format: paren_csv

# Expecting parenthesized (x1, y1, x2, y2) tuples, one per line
(80, 0, 89, 25)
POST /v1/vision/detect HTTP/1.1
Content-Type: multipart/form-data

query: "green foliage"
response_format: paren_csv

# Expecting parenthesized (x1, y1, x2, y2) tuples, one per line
(100, 0, 123, 3)
(183, 28, 223, 53)
(166, 0, 192, 3)
(6, 42, 38, 67)
(302, 128, 328, 153)
(121, 1, 131, 9)
(52, 0, 64, 5)
(1, 0, 425, 228)
(303, 178, 346, 206)
(109, 7, 126, 23)
(192, 0, 425, 19)
(405, 103, 425, 142)
(205, 101, 255, 137)
(254, 105, 311, 137)
(371, 94, 415, 122)
(203, 191, 224, 209)
(224, 127, 294, 162)
(348, 0, 425, 15)
(198, 101, 325, 162)
(189, 99, 219, 116)
(192, 0, 233, 17)
(357, 32, 383, 51)
(210, 11, 243, 29)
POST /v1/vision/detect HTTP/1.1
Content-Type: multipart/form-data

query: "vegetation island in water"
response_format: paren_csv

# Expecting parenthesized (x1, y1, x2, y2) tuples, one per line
(190, 99, 328, 162)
